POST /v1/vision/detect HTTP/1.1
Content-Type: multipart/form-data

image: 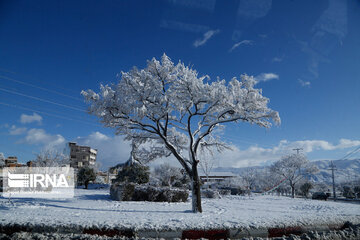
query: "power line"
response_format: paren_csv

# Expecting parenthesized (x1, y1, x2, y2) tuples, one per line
(0, 102, 101, 127)
(0, 68, 83, 97)
(0, 75, 83, 101)
(0, 87, 86, 112)
(339, 146, 360, 160)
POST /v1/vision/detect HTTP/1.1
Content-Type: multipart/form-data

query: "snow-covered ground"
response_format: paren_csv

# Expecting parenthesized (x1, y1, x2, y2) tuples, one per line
(1, 188, 359, 231)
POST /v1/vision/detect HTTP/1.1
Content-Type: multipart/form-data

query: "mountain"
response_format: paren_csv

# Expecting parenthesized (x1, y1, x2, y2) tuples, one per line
(212, 159, 360, 184)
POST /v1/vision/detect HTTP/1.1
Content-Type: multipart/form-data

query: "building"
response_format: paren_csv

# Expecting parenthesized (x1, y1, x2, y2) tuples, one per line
(68, 142, 97, 168)
(5, 156, 17, 165)
(4, 156, 23, 168)
(199, 171, 236, 183)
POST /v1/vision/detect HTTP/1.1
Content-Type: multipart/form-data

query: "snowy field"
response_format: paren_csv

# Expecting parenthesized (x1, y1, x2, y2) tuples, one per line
(1, 188, 360, 231)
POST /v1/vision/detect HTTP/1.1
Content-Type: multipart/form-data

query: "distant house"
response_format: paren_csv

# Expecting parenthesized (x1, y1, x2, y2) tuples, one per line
(199, 171, 237, 183)
(4, 156, 23, 168)
(68, 142, 97, 168)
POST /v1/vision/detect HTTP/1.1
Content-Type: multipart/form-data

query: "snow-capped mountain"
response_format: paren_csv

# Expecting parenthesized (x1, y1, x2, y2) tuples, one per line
(213, 159, 360, 184)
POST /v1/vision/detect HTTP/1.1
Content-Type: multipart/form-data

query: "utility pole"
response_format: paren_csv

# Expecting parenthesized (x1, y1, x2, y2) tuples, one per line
(329, 161, 337, 201)
(293, 148, 303, 154)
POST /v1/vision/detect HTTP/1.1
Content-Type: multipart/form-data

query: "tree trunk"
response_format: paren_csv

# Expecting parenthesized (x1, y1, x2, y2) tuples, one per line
(291, 184, 295, 198)
(85, 180, 89, 189)
(191, 165, 202, 213)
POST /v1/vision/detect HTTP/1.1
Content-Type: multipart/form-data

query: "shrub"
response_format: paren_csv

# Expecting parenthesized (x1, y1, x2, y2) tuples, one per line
(201, 189, 221, 199)
(218, 189, 231, 196)
(110, 183, 188, 202)
(300, 182, 313, 198)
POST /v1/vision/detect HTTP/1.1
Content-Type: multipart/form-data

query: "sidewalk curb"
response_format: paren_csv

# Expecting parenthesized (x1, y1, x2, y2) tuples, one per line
(0, 222, 353, 239)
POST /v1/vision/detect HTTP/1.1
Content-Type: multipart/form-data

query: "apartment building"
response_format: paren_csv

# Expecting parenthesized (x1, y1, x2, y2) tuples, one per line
(68, 142, 97, 168)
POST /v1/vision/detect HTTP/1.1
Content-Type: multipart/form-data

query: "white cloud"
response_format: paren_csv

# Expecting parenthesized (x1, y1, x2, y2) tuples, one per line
(76, 132, 131, 170)
(20, 113, 42, 124)
(299, 79, 311, 87)
(229, 40, 253, 52)
(211, 138, 360, 168)
(255, 73, 279, 82)
(23, 128, 65, 149)
(291, 139, 360, 152)
(9, 125, 27, 135)
(193, 29, 220, 47)
(272, 57, 283, 62)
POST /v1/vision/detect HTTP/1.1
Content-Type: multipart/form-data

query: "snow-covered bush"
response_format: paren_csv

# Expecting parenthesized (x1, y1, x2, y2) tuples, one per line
(201, 189, 221, 199)
(216, 177, 245, 195)
(218, 189, 232, 196)
(110, 182, 188, 202)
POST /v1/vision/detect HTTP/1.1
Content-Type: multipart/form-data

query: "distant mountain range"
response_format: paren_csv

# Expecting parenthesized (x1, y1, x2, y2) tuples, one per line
(212, 159, 360, 184)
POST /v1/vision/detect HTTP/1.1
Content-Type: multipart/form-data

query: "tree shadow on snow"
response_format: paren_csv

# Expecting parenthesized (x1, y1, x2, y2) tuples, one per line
(38, 202, 189, 214)
(77, 194, 112, 201)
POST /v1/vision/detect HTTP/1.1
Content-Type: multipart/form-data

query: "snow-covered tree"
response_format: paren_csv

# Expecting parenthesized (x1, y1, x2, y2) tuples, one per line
(241, 168, 258, 192)
(33, 149, 70, 167)
(199, 149, 215, 185)
(270, 153, 318, 198)
(82, 54, 280, 212)
(153, 163, 188, 188)
(257, 168, 282, 192)
(0, 152, 5, 167)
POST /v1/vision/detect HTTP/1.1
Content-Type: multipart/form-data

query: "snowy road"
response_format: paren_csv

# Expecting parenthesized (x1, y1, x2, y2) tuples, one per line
(1, 189, 360, 231)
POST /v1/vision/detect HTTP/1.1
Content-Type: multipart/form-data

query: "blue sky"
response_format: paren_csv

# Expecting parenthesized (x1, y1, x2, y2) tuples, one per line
(1, 0, 360, 170)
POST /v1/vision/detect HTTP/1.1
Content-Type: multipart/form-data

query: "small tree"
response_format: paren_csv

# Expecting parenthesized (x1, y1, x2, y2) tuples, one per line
(257, 168, 282, 193)
(270, 153, 318, 198)
(153, 163, 188, 188)
(343, 186, 355, 199)
(241, 168, 258, 193)
(77, 166, 96, 189)
(354, 186, 360, 199)
(0, 153, 5, 167)
(199, 149, 216, 185)
(300, 182, 313, 198)
(33, 149, 70, 167)
(82, 54, 280, 212)
(116, 164, 150, 184)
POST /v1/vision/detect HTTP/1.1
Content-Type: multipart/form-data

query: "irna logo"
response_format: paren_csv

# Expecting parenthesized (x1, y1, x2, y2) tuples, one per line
(7, 172, 70, 188)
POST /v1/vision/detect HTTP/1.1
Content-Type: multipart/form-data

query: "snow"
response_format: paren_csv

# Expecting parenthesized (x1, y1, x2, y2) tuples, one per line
(1, 188, 359, 231)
